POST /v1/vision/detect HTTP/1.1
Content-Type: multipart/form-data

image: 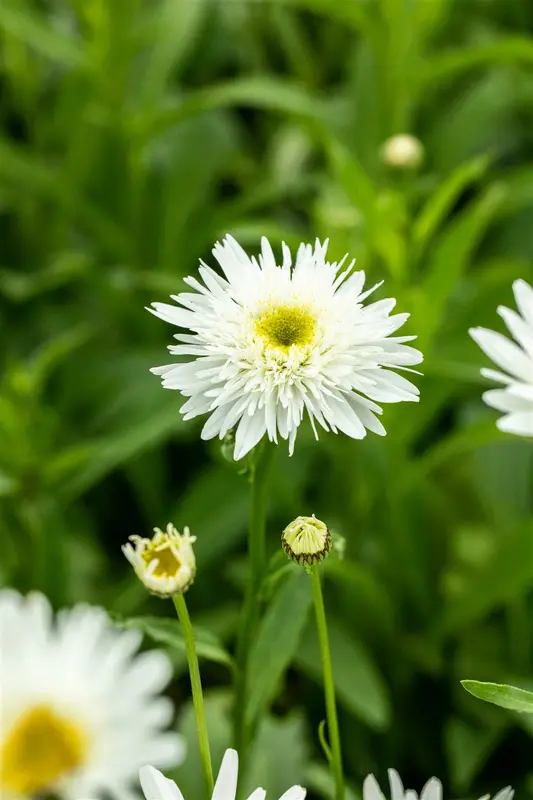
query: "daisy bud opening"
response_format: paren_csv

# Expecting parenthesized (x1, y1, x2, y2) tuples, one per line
(122, 523, 196, 598)
(381, 133, 424, 169)
(282, 515, 331, 566)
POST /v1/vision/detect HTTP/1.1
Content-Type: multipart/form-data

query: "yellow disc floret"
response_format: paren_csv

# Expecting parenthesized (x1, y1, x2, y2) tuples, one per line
(255, 305, 316, 350)
(1, 705, 87, 795)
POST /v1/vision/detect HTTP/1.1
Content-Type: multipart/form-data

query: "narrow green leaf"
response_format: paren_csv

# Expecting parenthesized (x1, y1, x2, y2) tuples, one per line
(461, 681, 533, 714)
(114, 615, 234, 669)
(0, 3, 88, 68)
(246, 570, 312, 724)
(138, 78, 326, 141)
(423, 38, 533, 89)
(412, 153, 491, 256)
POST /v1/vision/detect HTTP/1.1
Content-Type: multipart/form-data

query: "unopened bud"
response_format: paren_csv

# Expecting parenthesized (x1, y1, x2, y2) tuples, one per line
(381, 134, 423, 169)
(282, 515, 331, 567)
(122, 523, 196, 598)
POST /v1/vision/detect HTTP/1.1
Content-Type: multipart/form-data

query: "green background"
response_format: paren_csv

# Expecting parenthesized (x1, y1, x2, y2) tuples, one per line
(1, 0, 533, 797)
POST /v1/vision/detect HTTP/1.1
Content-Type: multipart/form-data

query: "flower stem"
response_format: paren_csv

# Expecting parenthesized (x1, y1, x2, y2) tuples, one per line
(309, 565, 344, 800)
(172, 594, 214, 797)
(234, 443, 273, 762)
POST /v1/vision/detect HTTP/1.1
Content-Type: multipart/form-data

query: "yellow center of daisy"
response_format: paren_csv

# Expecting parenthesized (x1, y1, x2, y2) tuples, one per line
(255, 305, 316, 350)
(142, 542, 182, 577)
(1, 705, 87, 795)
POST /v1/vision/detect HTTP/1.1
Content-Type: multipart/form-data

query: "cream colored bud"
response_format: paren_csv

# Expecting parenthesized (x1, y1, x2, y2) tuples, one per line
(381, 134, 423, 168)
(122, 523, 196, 598)
(282, 515, 331, 566)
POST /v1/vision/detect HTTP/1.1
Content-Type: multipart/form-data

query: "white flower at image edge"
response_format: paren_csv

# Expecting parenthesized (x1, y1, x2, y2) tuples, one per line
(150, 235, 423, 460)
(470, 279, 533, 437)
(138, 749, 306, 800)
(364, 769, 513, 800)
(0, 590, 184, 800)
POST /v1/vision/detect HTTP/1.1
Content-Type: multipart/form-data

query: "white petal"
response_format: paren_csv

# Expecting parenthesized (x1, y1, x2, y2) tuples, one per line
(469, 327, 533, 383)
(212, 750, 239, 800)
(234, 411, 268, 460)
(387, 770, 405, 800)
(498, 305, 533, 353)
(278, 786, 306, 800)
(513, 279, 533, 325)
(246, 789, 266, 800)
(139, 767, 185, 800)
(482, 389, 532, 413)
(497, 411, 533, 436)
(491, 788, 514, 800)
(363, 775, 386, 800)
(419, 778, 442, 800)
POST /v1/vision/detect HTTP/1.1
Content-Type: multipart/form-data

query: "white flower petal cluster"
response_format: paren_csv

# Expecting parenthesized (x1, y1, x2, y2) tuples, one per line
(0, 590, 184, 800)
(150, 235, 423, 459)
(363, 769, 513, 800)
(470, 279, 533, 437)
(139, 748, 306, 800)
(122, 523, 196, 598)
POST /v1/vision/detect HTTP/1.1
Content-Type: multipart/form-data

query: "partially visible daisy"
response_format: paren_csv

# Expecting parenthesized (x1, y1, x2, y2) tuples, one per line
(0, 590, 185, 800)
(470, 279, 533, 437)
(149, 235, 423, 460)
(363, 770, 513, 800)
(122, 523, 196, 598)
(139, 748, 306, 800)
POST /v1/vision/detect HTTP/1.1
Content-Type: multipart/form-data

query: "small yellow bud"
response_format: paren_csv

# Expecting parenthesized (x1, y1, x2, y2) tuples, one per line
(282, 515, 331, 566)
(122, 523, 196, 598)
(381, 134, 424, 169)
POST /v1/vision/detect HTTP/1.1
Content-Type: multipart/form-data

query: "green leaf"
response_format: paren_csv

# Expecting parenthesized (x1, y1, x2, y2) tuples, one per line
(423, 38, 533, 90)
(417, 182, 507, 351)
(139, 78, 326, 142)
(295, 618, 390, 730)
(113, 614, 234, 669)
(461, 681, 533, 714)
(246, 570, 312, 724)
(0, 2, 88, 68)
(412, 153, 491, 257)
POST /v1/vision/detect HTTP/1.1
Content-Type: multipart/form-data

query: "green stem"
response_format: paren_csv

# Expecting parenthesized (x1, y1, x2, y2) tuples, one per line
(172, 594, 214, 796)
(234, 444, 273, 762)
(309, 566, 344, 800)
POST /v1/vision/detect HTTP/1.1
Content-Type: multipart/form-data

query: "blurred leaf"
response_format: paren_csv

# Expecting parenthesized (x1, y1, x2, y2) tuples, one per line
(446, 717, 507, 791)
(412, 153, 491, 258)
(418, 182, 507, 351)
(0, 2, 88, 67)
(246, 570, 312, 724)
(139, 78, 326, 141)
(295, 618, 391, 731)
(461, 681, 533, 714)
(424, 38, 533, 89)
(441, 523, 533, 635)
(114, 614, 234, 668)
(245, 713, 310, 799)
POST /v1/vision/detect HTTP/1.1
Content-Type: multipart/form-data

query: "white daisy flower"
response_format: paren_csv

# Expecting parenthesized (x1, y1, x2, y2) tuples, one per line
(0, 590, 185, 800)
(470, 279, 533, 437)
(139, 748, 306, 800)
(122, 523, 196, 598)
(149, 235, 423, 460)
(363, 769, 513, 800)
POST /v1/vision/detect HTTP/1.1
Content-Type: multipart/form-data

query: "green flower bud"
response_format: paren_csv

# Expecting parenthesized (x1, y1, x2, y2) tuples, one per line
(282, 515, 331, 566)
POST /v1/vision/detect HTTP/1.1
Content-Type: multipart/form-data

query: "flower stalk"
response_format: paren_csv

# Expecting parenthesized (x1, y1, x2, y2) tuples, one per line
(309, 565, 344, 800)
(234, 443, 273, 762)
(172, 594, 214, 797)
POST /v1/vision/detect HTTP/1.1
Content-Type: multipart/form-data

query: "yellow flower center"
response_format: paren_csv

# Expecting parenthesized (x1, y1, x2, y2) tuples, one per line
(142, 543, 182, 577)
(1, 705, 87, 795)
(255, 305, 316, 350)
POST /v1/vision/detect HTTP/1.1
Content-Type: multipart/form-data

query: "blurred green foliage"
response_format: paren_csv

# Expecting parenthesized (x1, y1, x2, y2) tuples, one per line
(2, 0, 533, 797)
